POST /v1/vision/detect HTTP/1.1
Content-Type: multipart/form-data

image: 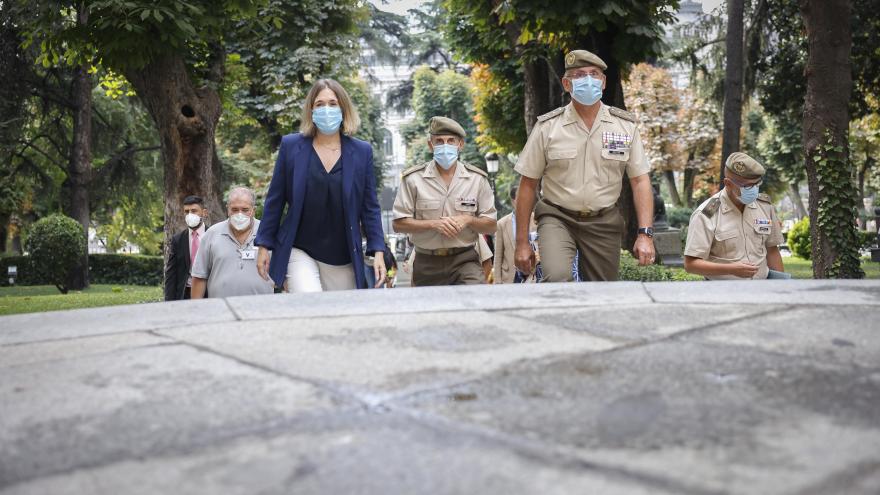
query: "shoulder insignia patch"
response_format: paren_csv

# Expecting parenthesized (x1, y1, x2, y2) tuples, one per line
(464, 162, 489, 178)
(757, 193, 771, 203)
(701, 197, 720, 218)
(609, 106, 636, 123)
(401, 163, 427, 179)
(536, 107, 565, 123)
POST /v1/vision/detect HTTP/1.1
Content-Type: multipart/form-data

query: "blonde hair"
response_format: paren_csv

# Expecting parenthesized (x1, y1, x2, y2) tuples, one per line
(299, 79, 361, 137)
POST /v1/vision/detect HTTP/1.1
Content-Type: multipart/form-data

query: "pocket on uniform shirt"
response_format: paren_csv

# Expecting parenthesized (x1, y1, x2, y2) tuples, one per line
(546, 149, 577, 169)
(454, 201, 478, 215)
(600, 148, 630, 183)
(712, 229, 740, 260)
(416, 199, 442, 220)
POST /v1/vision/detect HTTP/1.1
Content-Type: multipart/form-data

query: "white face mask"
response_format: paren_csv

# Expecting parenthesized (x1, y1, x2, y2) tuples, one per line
(229, 212, 251, 231)
(185, 213, 203, 229)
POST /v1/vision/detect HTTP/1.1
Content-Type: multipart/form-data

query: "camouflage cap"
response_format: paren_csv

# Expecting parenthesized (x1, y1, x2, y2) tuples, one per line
(564, 49, 608, 72)
(725, 152, 766, 179)
(428, 116, 466, 139)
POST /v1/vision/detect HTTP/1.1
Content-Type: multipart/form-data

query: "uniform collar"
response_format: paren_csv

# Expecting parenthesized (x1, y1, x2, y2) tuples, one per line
(720, 188, 757, 213)
(423, 160, 471, 179)
(720, 188, 735, 214)
(598, 103, 614, 124)
(562, 102, 611, 126)
(561, 103, 579, 126)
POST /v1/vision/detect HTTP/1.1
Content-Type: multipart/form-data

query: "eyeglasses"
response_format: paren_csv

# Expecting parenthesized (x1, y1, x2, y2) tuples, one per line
(567, 70, 604, 80)
(727, 176, 763, 188)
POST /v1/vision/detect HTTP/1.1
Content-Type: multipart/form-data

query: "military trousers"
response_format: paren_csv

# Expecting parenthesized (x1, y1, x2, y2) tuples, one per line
(412, 248, 483, 286)
(534, 200, 623, 282)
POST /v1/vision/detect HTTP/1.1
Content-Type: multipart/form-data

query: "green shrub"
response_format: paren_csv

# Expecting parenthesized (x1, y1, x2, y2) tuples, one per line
(89, 254, 163, 286)
(618, 250, 673, 281)
(666, 206, 694, 229)
(24, 214, 85, 293)
(788, 216, 811, 259)
(0, 255, 40, 286)
(0, 253, 163, 287)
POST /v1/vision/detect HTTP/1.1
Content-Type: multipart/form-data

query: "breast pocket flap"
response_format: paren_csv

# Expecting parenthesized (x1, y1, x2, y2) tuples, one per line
(715, 229, 738, 242)
(547, 149, 577, 160)
(601, 148, 630, 161)
(416, 199, 441, 210)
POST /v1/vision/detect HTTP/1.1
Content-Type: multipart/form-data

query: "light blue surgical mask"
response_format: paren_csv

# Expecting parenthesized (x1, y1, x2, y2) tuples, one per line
(738, 184, 760, 204)
(312, 106, 343, 134)
(433, 144, 459, 169)
(570, 75, 603, 106)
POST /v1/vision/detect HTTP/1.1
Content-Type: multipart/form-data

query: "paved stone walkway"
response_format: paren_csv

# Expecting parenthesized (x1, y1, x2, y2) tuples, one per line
(1, 280, 879, 494)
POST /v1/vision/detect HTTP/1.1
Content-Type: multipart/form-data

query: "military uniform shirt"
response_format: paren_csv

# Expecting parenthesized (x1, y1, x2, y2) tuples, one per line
(393, 160, 497, 249)
(515, 103, 651, 212)
(685, 188, 785, 280)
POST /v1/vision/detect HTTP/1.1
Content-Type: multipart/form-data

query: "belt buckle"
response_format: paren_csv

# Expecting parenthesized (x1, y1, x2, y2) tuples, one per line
(578, 209, 593, 218)
(435, 248, 450, 256)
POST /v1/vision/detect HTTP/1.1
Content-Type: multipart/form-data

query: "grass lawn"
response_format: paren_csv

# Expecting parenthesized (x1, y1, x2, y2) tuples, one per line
(0, 284, 162, 316)
(784, 255, 880, 279)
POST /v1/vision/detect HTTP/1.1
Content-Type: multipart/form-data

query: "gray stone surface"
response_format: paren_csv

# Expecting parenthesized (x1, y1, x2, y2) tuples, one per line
(1, 280, 879, 494)
(0, 298, 237, 345)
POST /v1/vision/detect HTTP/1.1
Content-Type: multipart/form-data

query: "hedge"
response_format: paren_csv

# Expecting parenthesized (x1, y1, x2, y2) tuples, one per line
(0, 254, 163, 287)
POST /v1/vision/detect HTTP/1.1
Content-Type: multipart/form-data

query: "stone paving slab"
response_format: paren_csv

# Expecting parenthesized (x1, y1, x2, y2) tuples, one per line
(160, 310, 621, 402)
(696, 305, 880, 369)
(506, 303, 786, 344)
(0, 344, 347, 488)
(644, 279, 880, 306)
(1, 280, 879, 494)
(0, 332, 173, 368)
(2, 412, 682, 495)
(224, 281, 653, 320)
(397, 339, 880, 495)
(0, 298, 237, 346)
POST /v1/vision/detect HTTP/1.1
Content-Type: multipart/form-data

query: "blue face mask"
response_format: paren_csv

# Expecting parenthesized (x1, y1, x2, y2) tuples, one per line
(433, 144, 459, 169)
(738, 184, 760, 204)
(570, 76, 603, 106)
(312, 106, 343, 134)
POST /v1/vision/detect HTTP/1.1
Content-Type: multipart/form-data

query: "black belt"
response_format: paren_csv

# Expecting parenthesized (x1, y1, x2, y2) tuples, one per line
(415, 246, 474, 257)
(542, 199, 616, 220)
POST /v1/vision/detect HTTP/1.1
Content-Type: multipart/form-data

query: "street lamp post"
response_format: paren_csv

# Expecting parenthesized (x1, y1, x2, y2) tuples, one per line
(485, 152, 500, 211)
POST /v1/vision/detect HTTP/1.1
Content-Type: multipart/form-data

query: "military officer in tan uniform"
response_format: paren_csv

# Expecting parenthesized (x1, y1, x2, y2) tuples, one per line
(684, 152, 786, 279)
(392, 116, 497, 286)
(514, 49, 656, 282)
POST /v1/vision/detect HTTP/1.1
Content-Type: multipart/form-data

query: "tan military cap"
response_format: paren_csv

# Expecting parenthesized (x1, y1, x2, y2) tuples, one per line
(725, 152, 766, 179)
(428, 116, 466, 139)
(564, 50, 608, 71)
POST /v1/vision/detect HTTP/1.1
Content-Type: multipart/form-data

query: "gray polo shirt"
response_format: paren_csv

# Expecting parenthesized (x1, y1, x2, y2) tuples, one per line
(191, 219, 274, 298)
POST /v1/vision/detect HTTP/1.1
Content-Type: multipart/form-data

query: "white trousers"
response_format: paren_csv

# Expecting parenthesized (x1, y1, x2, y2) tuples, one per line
(286, 248, 356, 293)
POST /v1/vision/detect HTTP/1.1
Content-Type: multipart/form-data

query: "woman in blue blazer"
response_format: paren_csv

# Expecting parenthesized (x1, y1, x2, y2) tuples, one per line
(255, 79, 386, 291)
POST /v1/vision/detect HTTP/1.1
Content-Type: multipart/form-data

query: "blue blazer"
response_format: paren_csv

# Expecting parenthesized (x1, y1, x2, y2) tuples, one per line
(255, 133, 386, 289)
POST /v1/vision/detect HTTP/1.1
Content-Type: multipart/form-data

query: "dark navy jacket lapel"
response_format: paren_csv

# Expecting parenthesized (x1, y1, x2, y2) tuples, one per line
(341, 136, 355, 210)
(288, 136, 311, 245)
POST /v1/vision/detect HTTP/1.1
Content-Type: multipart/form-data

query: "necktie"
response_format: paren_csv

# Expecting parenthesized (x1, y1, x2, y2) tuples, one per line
(190, 230, 199, 267)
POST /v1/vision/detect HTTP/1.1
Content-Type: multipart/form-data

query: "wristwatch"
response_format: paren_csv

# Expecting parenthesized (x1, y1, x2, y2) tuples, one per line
(637, 227, 655, 238)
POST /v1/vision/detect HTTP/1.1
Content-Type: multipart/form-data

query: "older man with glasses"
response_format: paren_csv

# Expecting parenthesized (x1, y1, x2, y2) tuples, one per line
(683, 152, 788, 279)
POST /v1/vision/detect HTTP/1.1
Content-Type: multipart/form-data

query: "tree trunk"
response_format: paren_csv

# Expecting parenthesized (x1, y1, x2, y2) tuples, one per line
(787, 182, 808, 219)
(683, 152, 696, 208)
(124, 54, 225, 264)
(800, 0, 862, 278)
(522, 51, 553, 135)
(857, 156, 873, 200)
(663, 170, 682, 206)
(720, 0, 745, 185)
(63, 5, 92, 290)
